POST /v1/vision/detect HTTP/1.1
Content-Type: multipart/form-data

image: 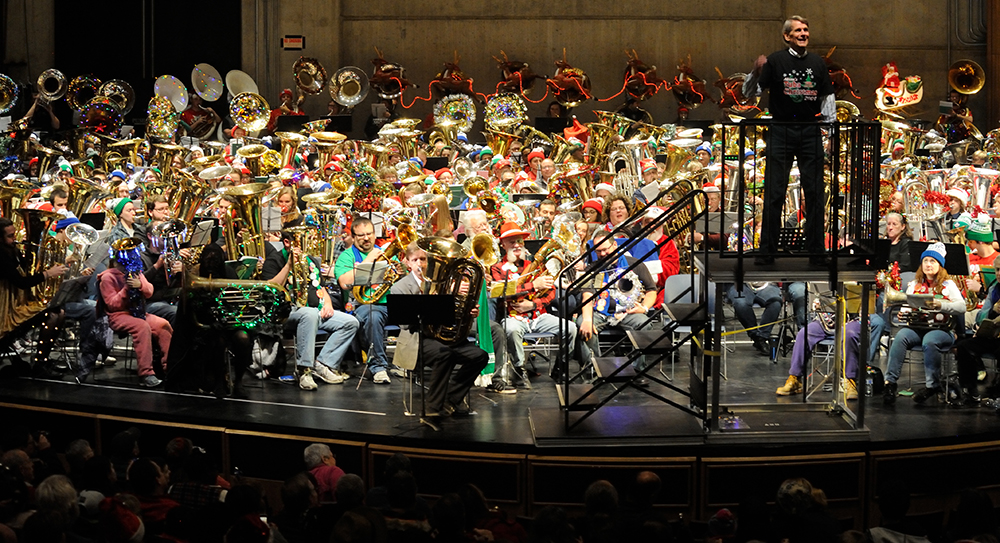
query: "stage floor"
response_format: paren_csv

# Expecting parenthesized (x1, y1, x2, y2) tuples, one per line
(3, 323, 1000, 457)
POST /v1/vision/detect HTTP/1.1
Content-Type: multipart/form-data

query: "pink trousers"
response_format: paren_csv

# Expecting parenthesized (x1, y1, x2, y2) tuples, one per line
(108, 312, 172, 377)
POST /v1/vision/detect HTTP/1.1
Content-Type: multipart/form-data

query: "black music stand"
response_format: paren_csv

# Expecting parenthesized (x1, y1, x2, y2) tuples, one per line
(350, 261, 389, 390)
(386, 293, 455, 431)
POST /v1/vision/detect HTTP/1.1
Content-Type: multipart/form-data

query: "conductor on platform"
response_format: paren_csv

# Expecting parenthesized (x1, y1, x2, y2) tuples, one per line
(743, 15, 835, 266)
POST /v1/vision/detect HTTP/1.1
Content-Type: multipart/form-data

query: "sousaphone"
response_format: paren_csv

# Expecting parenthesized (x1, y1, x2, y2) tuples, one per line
(98, 79, 136, 115)
(329, 66, 369, 108)
(225, 70, 259, 100)
(0, 74, 18, 115)
(66, 75, 101, 112)
(293, 57, 328, 95)
(36, 69, 67, 104)
(191, 63, 224, 102)
(154, 75, 189, 114)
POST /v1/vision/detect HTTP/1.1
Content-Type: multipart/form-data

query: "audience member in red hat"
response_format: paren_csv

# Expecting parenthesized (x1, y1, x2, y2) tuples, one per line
(491, 221, 578, 374)
(99, 497, 145, 543)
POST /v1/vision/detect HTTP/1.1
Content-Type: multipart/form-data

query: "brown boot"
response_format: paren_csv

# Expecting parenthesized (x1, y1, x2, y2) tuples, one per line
(776, 375, 803, 396)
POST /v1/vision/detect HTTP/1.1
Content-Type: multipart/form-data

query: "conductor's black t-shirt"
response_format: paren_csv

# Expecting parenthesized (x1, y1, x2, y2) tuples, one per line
(758, 50, 834, 121)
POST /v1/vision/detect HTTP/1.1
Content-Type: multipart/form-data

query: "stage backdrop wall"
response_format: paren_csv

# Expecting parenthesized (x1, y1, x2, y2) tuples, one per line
(272, 0, 986, 139)
(3, 1, 988, 139)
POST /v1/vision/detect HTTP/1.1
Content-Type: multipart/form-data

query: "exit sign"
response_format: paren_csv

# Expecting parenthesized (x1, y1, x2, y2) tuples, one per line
(282, 35, 305, 50)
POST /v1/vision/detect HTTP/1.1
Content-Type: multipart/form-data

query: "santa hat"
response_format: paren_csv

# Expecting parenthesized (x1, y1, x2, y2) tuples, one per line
(434, 168, 453, 180)
(582, 198, 604, 215)
(640, 158, 657, 174)
(498, 221, 530, 240)
(526, 150, 545, 163)
(920, 242, 947, 267)
(239, 164, 252, 175)
(279, 88, 293, 100)
(323, 162, 341, 173)
(564, 118, 588, 143)
(594, 182, 616, 195)
(99, 498, 145, 543)
(703, 182, 721, 194)
(946, 187, 969, 205)
(643, 206, 666, 221)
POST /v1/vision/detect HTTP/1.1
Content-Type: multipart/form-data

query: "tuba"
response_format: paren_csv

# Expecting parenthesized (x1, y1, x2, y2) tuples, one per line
(293, 57, 329, 95)
(949, 60, 985, 95)
(36, 69, 67, 104)
(418, 236, 484, 344)
(215, 182, 271, 262)
(482, 129, 521, 159)
(283, 226, 319, 307)
(236, 144, 268, 178)
(16, 209, 66, 305)
(64, 222, 99, 277)
(275, 132, 307, 169)
(184, 270, 291, 331)
(330, 66, 370, 108)
(65, 177, 111, 219)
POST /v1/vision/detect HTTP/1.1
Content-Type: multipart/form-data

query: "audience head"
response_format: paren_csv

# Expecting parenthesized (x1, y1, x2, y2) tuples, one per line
(303, 443, 335, 470)
(584, 480, 619, 515)
(126, 458, 169, 496)
(281, 472, 319, 514)
(335, 473, 366, 509)
(35, 474, 80, 529)
(776, 477, 825, 514)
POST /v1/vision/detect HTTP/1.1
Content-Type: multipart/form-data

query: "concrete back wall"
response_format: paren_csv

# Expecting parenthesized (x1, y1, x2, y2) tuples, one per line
(322, 1, 986, 139)
(3, 1, 988, 139)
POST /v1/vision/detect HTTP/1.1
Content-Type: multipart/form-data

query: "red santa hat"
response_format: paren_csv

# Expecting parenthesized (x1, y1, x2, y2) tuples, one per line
(703, 182, 721, 194)
(946, 187, 969, 205)
(564, 118, 588, 144)
(434, 167, 453, 180)
(525, 150, 545, 163)
(594, 182, 616, 195)
(582, 198, 604, 215)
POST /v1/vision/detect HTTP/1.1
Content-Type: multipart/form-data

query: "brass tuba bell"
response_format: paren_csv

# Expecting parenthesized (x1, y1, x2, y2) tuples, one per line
(330, 66, 370, 108)
(948, 59, 985, 95)
(294, 57, 329, 95)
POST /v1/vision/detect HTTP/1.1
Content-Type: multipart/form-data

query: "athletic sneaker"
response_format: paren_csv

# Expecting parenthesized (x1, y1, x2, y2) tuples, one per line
(313, 364, 345, 384)
(373, 370, 391, 384)
(389, 367, 407, 378)
(298, 369, 318, 391)
(140, 375, 162, 388)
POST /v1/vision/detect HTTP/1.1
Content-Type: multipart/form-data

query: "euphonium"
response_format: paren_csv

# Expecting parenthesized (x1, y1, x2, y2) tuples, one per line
(0, 179, 36, 220)
(153, 142, 186, 185)
(593, 110, 635, 137)
(215, 182, 271, 262)
(107, 138, 144, 168)
(351, 219, 417, 304)
(463, 176, 488, 204)
(36, 69, 67, 104)
(150, 219, 188, 280)
(394, 130, 423, 159)
(418, 236, 485, 344)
